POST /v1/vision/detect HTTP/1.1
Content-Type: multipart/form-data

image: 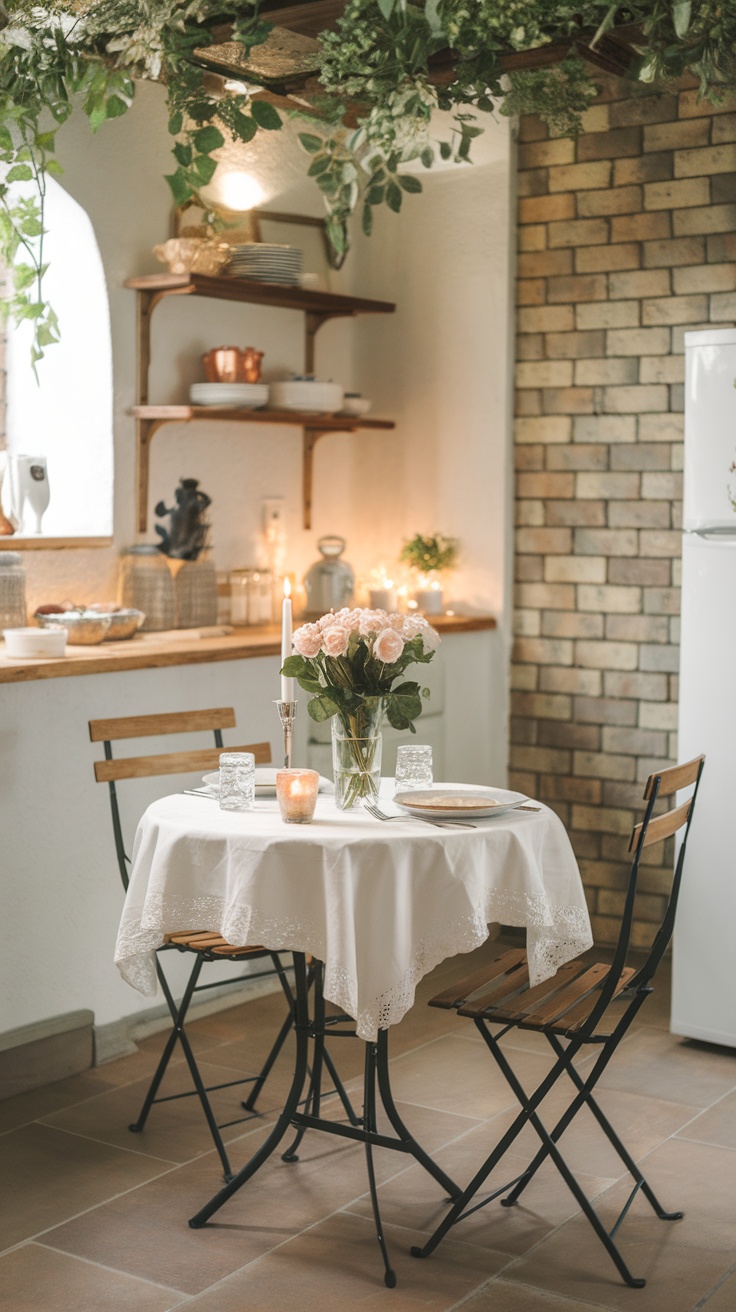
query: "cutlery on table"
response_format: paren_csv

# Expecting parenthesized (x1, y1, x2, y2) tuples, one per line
(363, 801, 476, 830)
(183, 788, 217, 799)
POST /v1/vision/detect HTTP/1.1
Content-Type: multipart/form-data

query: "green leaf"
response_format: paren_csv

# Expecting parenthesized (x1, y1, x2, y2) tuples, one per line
(399, 173, 422, 193)
(282, 654, 309, 677)
(34, 131, 56, 151)
(251, 100, 281, 130)
(673, 0, 691, 38)
(13, 264, 36, 291)
(190, 154, 218, 186)
(362, 203, 373, 236)
(174, 141, 192, 167)
(45, 160, 64, 178)
(20, 217, 43, 237)
(439, 140, 452, 160)
(307, 156, 330, 176)
(164, 168, 192, 207)
(420, 146, 434, 168)
(299, 132, 323, 154)
(6, 164, 33, 183)
(308, 694, 340, 723)
(386, 180, 403, 212)
(104, 94, 129, 121)
(193, 125, 225, 153)
(0, 128, 13, 151)
(378, 0, 397, 17)
(231, 110, 258, 143)
(366, 184, 385, 204)
(168, 111, 183, 136)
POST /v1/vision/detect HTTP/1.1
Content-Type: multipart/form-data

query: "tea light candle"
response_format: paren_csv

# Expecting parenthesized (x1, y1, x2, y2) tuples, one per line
(276, 768, 320, 824)
(416, 580, 444, 615)
(368, 577, 396, 612)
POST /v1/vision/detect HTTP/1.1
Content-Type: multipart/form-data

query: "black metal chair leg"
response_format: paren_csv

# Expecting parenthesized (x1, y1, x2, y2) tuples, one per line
(481, 1024, 646, 1289)
(282, 962, 327, 1161)
(544, 1033, 683, 1222)
(363, 1042, 397, 1288)
(129, 955, 204, 1133)
(190, 954, 312, 1228)
(321, 1045, 361, 1126)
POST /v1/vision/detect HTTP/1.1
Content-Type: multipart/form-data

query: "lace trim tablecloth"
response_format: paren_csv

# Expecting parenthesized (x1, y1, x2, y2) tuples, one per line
(115, 785, 592, 1041)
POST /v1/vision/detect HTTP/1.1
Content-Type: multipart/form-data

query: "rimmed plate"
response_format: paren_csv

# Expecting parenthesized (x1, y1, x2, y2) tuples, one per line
(201, 769, 332, 798)
(202, 767, 279, 797)
(393, 786, 529, 820)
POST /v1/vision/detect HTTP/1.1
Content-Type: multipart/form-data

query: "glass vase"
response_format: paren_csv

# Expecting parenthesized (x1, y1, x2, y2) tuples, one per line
(331, 699, 384, 811)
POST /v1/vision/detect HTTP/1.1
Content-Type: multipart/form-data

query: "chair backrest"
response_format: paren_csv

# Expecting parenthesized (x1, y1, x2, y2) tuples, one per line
(90, 708, 270, 891)
(585, 754, 705, 1032)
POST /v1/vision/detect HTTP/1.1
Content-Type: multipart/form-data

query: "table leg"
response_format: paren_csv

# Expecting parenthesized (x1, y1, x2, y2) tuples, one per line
(188, 952, 311, 1229)
(376, 1029, 461, 1200)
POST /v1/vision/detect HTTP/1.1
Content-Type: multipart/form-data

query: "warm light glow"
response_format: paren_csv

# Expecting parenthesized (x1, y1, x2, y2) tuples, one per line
(217, 170, 266, 212)
(283, 576, 292, 598)
(408, 600, 418, 610)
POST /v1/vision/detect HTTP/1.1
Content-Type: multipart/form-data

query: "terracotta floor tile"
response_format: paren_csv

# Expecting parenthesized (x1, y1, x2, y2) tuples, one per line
(374, 1035, 553, 1121)
(42, 1120, 418, 1294)
(346, 1118, 616, 1257)
(697, 1267, 736, 1311)
(179, 1210, 508, 1311)
(676, 1088, 736, 1150)
(502, 1137, 736, 1312)
(0, 1071, 118, 1136)
(40, 1057, 276, 1165)
(457, 1277, 615, 1312)
(595, 1026, 736, 1108)
(0, 1123, 171, 1251)
(0, 1242, 183, 1311)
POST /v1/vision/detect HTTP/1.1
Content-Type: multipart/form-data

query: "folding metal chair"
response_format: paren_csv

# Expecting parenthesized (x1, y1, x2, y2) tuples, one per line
(412, 754, 705, 1288)
(90, 707, 299, 1181)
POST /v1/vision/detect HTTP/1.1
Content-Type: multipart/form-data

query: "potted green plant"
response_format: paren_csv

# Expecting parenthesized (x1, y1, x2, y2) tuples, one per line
(399, 533, 458, 614)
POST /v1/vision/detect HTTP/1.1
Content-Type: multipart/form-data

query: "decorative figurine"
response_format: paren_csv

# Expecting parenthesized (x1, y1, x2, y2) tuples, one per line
(154, 478, 211, 560)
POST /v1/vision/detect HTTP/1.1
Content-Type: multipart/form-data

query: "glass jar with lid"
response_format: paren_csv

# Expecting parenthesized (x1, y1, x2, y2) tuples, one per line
(118, 545, 176, 631)
(0, 552, 27, 629)
(230, 568, 273, 626)
(303, 536, 354, 616)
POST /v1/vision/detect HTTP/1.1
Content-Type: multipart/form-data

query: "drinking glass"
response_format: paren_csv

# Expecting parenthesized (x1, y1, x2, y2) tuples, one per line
(395, 744, 433, 791)
(218, 752, 255, 811)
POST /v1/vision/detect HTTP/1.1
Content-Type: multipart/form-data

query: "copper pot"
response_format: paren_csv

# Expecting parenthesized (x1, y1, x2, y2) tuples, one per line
(202, 346, 264, 384)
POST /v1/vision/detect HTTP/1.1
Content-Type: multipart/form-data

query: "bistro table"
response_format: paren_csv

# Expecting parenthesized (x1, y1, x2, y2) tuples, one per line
(115, 780, 592, 1285)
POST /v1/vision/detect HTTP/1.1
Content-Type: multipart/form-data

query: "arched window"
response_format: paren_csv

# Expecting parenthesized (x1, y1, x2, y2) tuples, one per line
(3, 176, 113, 538)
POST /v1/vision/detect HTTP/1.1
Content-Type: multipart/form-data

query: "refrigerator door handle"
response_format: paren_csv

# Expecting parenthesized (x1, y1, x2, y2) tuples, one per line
(692, 529, 736, 543)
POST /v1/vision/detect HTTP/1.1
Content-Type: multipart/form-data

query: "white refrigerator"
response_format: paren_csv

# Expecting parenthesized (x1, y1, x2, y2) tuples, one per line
(672, 328, 736, 1047)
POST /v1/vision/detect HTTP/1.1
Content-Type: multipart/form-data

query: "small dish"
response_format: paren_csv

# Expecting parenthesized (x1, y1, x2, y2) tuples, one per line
(269, 380, 343, 414)
(394, 787, 529, 820)
(3, 626, 67, 658)
(339, 395, 372, 418)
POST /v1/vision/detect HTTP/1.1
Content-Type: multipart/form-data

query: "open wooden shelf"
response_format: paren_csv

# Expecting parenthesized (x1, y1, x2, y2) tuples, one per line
(126, 274, 396, 532)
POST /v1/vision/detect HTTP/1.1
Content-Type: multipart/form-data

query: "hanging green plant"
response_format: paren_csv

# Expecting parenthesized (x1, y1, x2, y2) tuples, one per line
(2, 0, 736, 366)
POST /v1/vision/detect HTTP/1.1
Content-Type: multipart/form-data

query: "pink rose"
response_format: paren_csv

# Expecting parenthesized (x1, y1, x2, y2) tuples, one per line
(322, 625, 350, 657)
(292, 623, 323, 658)
(373, 627, 405, 664)
(359, 609, 385, 636)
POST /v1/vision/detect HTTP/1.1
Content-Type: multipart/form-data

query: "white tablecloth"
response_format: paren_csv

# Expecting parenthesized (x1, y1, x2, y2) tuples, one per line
(115, 783, 592, 1041)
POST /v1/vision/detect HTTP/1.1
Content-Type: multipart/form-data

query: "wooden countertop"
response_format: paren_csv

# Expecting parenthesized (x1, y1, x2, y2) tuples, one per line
(0, 614, 496, 684)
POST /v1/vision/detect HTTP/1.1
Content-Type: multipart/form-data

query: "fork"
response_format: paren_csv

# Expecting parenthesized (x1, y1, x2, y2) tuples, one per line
(363, 801, 476, 830)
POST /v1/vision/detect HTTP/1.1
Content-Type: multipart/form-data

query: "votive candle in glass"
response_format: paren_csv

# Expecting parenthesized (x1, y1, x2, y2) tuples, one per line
(276, 768, 320, 824)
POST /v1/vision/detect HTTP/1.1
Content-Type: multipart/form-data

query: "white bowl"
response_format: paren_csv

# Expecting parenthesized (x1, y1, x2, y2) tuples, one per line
(190, 382, 268, 409)
(269, 380, 344, 414)
(3, 627, 67, 658)
(339, 395, 372, 418)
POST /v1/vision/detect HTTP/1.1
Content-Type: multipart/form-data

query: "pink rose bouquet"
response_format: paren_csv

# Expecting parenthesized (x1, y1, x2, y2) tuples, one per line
(283, 606, 440, 737)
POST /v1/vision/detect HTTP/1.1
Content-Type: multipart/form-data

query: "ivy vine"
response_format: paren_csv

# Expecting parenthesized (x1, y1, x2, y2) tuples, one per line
(1, 1, 735, 367)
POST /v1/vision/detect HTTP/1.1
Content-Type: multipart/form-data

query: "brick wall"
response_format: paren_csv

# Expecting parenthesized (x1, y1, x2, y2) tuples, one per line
(511, 77, 736, 945)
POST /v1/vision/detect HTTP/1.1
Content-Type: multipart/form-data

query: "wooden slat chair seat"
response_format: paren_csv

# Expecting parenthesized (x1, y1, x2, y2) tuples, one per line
(91, 707, 296, 1182)
(413, 754, 706, 1290)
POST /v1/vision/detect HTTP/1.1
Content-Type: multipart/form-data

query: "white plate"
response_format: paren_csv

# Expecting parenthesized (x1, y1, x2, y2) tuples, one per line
(393, 786, 529, 820)
(202, 767, 279, 797)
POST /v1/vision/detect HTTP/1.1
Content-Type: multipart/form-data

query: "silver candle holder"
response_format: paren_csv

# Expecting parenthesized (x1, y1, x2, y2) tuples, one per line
(274, 699, 298, 768)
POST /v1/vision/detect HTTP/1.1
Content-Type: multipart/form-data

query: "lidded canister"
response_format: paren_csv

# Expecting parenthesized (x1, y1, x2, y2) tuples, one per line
(0, 552, 27, 629)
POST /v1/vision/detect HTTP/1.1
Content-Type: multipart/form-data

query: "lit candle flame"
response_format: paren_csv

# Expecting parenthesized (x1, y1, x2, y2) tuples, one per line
(283, 576, 291, 598)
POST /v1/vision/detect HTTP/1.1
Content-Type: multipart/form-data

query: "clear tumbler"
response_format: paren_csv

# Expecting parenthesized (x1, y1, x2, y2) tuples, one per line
(218, 752, 255, 811)
(395, 744, 433, 791)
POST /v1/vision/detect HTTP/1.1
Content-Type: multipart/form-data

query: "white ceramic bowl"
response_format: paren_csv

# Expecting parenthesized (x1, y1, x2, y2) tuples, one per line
(269, 380, 344, 414)
(339, 395, 372, 418)
(3, 627, 67, 658)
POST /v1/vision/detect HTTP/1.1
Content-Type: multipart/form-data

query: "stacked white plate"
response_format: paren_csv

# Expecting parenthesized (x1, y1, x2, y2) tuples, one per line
(226, 243, 303, 286)
(190, 382, 268, 408)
